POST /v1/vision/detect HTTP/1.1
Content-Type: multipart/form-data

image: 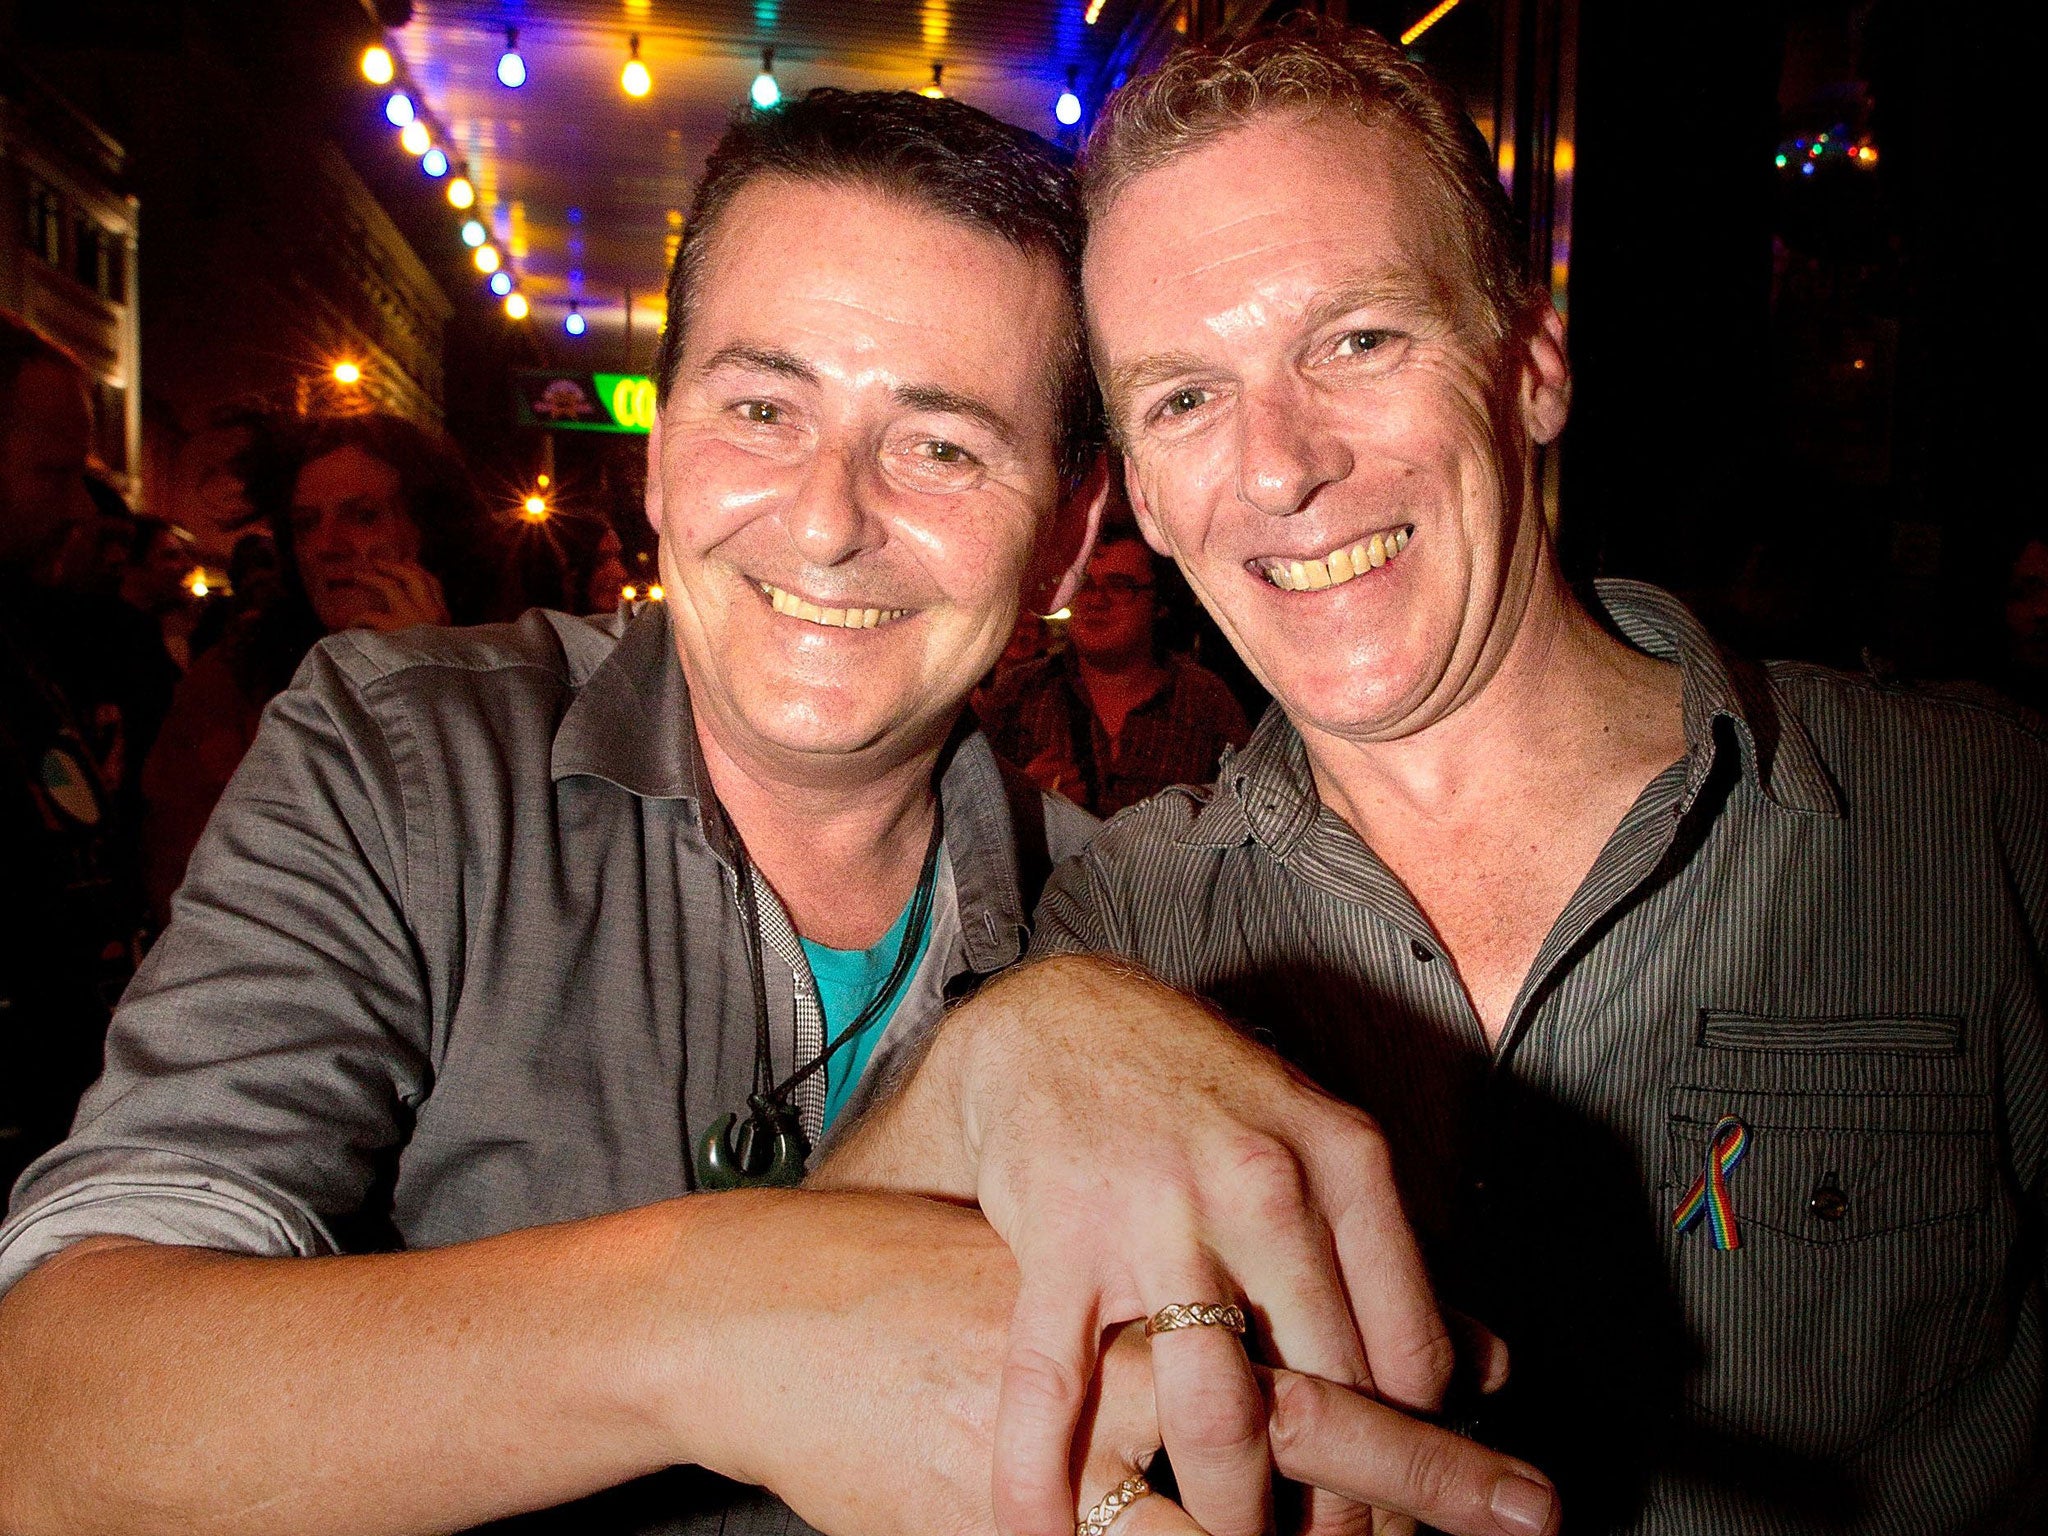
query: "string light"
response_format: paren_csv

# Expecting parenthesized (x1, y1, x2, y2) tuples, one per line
(921, 62, 945, 98)
(505, 291, 530, 320)
(362, 45, 395, 84)
(752, 48, 780, 110)
(537, 474, 550, 488)
(1400, 0, 1462, 45)
(1084, 0, 1107, 23)
(332, 361, 362, 385)
(461, 218, 487, 247)
(1056, 69, 1081, 127)
(384, 91, 415, 127)
(497, 27, 527, 88)
(448, 176, 476, 210)
(489, 270, 513, 296)
(522, 493, 549, 520)
(422, 147, 448, 177)
(622, 35, 651, 98)
(648, 584, 665, 601)
(473, 245, 501, 274)
(621, 584, 639, 602)
(565, 302, 586, 336)
(400, 119, 431, 155)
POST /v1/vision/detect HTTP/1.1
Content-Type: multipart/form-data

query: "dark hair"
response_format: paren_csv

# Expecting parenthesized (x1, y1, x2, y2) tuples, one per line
(652, 87, 1102, 489)
(229, 411, 503, 698)
(1082, 17, 1535, 337)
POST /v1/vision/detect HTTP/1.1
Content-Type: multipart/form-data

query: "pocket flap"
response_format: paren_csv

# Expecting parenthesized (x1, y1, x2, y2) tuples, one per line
(1698, 1011, 1962, 1055)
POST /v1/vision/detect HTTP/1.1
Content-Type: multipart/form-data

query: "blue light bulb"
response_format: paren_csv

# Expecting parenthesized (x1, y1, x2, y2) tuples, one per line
(385, 92, 415, 127)
(489, 270, 513, 297)
(1056, 89, 1082, 127)
(752, 71, 781, 109)
(497, 43, 527, 89)
(422, 148, 449, 178)
(566, 309, 587, 336)
(461, 219, 487, 247)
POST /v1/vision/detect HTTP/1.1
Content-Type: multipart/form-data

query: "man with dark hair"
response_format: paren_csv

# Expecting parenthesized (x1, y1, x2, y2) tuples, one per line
(0, 93, 1547, 1536)
(986, 521, 1248, 815)
(891, 18, 2045, 1532)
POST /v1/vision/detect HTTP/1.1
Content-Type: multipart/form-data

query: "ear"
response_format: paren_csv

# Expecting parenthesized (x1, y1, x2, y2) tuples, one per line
(1518, 301, 1571, 446)
(643, 411, 667, 534)
(1030, 451, 1112, 618)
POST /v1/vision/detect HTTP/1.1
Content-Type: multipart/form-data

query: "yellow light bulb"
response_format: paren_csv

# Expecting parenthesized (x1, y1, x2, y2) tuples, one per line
(448, 177, 476, 210)
(622, 58, 651, 97)
(190, 574, 209, 598)
(400, 119, 430, 155)
(523, 495, 548, 518)
(536, 473, 550, 488)
(504, 292, 529, 320)
(474, 245, 501, 274)
(332, 361, 362, 385)
(648, 583, 665, 601)
(621, 584, 639, 602)
(362, 45, 394, 84)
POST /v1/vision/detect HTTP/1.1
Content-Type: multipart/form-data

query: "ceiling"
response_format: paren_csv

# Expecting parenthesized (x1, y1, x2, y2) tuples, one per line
(379, 1, 1136, 370)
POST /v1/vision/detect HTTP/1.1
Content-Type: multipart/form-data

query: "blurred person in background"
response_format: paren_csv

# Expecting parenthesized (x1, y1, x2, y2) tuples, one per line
(141, 409, 501, 923)
(0, 315, 149, 1188)
(500, 508, 633, 617)
(119, 515, 203, 671)
(985, 518, 1248, 814)
(1999, 524, 2048, 714)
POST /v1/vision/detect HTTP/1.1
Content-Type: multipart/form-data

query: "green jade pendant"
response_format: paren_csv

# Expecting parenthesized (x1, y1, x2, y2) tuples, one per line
(696, 1093, 810, 1189)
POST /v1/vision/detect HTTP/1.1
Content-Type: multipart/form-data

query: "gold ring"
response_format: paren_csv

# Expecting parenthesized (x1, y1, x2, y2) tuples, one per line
(1077, 1473, 1152, 1536)
(1144, 1302, 1248, 1338)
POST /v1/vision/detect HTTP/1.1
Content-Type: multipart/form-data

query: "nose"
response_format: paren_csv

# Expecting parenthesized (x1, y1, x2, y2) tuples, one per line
(784, 443, 886, 567)
(1234, 383, 1351, 519)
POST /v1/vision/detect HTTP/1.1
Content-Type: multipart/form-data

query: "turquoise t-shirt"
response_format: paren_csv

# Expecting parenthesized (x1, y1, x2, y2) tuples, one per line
(800, 881, 937, 1130)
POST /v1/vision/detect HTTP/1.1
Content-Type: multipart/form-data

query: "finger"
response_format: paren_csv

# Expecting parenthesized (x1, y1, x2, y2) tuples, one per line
(1209, 1205, 1373, 1536)
(1445, 1310, 1511, 1396)
(1265, 1369, 1558, 1536)
(1146, 1261, 1269, 1536)
(994, 1272, 1101, 1536)
(1112, 1489, 1207, 1536)
(1313, 1119, 1456, 1413)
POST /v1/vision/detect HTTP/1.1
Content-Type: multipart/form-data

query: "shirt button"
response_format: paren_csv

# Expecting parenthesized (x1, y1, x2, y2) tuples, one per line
(1808, 1178, 1849, 1222)
(1410, 940, 1435, 963)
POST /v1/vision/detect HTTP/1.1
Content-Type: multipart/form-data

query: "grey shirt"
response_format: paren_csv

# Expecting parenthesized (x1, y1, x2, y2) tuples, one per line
(0, 601, 1093, 1534)
(1030, 580, 2048, 1536)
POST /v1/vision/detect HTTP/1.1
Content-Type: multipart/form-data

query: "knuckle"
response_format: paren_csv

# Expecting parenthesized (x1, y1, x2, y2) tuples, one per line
(1216, 1132, 1311, 1218)
(1163, 1378, 1267, 1462)
(1265, 1370, 1324, 1464)
(1002, 1342, 1089, 1414)
(1395, 1432, 1465, 1517)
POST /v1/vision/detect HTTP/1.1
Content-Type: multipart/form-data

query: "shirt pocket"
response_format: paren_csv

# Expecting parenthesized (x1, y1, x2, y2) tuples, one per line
(1664, 1011, 1998, 1459)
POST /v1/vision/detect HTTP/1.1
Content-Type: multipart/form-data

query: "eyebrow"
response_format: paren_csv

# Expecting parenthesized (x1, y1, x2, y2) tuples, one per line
(695, 343, 819, 384)
(893, 383, 1021, 448)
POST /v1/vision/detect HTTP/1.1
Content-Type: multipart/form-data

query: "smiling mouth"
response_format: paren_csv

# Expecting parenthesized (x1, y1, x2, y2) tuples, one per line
(1252, 526, 1413, 591)
(757, 580, 913, 630)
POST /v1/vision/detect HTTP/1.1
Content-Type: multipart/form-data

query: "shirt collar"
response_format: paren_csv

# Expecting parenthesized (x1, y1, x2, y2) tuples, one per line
(551, 600, 1028, 969)
(1182, 577, 1841, 854)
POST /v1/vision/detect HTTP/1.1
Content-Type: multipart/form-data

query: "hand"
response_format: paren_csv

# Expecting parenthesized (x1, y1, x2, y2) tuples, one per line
(670, 1191, 1553, 1536)
(949, 958, 1463, 1536)
(326, 557, 451, 633)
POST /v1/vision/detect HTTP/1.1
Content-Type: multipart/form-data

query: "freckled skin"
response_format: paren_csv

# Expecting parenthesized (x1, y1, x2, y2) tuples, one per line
(649, 177, 1086, 786)
(1086, 114, 1549, 747)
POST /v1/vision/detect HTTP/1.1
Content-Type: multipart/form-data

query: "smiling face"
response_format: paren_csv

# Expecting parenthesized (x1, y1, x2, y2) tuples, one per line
(1085, 112, 1566, 746)
(290, 445, 423, 633)
(648, 176, 1094, 779)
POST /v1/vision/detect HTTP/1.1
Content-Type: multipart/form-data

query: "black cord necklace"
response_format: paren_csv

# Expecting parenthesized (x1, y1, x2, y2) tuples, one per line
(695, 808, 946, 1190)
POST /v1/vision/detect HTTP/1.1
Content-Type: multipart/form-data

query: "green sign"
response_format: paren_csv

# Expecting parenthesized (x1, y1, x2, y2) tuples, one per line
(514, 370, 657, 434)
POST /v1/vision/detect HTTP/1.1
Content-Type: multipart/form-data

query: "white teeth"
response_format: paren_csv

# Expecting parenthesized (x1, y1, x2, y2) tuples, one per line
(758, 582, 909, 629)
(1254, 526, 1413, 592)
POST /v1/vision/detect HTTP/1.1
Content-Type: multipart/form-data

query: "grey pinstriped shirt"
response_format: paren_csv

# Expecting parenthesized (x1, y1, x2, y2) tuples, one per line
(1031, 581, 2048, 1535)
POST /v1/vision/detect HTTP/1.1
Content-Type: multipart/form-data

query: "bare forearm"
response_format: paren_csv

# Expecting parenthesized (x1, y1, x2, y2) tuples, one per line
(0, 1196, 776, 1536)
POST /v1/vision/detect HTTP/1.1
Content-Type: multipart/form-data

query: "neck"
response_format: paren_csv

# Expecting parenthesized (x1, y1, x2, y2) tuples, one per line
(693, 713, 944, 951)
(1303, 548, 1679, 838)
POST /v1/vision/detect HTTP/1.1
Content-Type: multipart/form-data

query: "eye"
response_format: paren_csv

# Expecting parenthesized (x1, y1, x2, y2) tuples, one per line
(736, 400, 782, 425)
(1156, 386, 1209, 420)
(1333, 328, 1396, 358)
(918, 440, 973, 464)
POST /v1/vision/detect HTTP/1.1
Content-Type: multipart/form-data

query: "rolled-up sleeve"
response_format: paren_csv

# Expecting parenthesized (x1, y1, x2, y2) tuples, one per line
(0, 637, 435, 1296)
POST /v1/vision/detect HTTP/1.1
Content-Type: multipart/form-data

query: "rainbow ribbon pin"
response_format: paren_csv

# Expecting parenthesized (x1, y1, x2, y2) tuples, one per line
(1672, 1114, 1751, 1250)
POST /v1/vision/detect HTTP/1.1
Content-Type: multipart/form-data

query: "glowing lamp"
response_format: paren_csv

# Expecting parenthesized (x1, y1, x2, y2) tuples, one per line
(622, 36, 651, 97)
(1056, 89, 1082, 126)
(921, 63, 945, 98)
(522, 495, 548, 519)
(422, 148, 449, 177)
(474, 245, 502, 274)
(190, 574, 210, 598)
(332, 361, 362, 385)
(489, 271, 513, 297)
(621, 584, 639, 602)
(504, 292, 530, 320)
(384, 92, 415, 127)
(565, 304, 587, 336)
(497, 28, 527, 88)
(751, 49, 780, 109)
(461, 219, 487, 247)
(648, 584, 665, 601)
(400, 119, 431, 155)
(448, 177, 476, 210)
(362, 46, 395, 85)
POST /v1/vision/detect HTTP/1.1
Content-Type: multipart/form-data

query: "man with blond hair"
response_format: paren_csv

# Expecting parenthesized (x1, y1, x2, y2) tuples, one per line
(937, 18, 2045, 1531)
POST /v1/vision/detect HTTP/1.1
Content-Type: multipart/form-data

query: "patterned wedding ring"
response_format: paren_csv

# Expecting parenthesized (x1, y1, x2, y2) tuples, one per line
(1144, 1302, 1249, 1338)
(1077, 1473, 1153, 1536)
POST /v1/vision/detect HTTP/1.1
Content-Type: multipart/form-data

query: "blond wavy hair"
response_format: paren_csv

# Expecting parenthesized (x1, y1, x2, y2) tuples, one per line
(1079, 17, 1534, 334)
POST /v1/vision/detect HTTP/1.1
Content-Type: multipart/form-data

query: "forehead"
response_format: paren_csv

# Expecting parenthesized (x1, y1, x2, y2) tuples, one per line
(295, 445, 400, 502)
(1084, 113, 1474, 352)
(685, 177, 1069, 382)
